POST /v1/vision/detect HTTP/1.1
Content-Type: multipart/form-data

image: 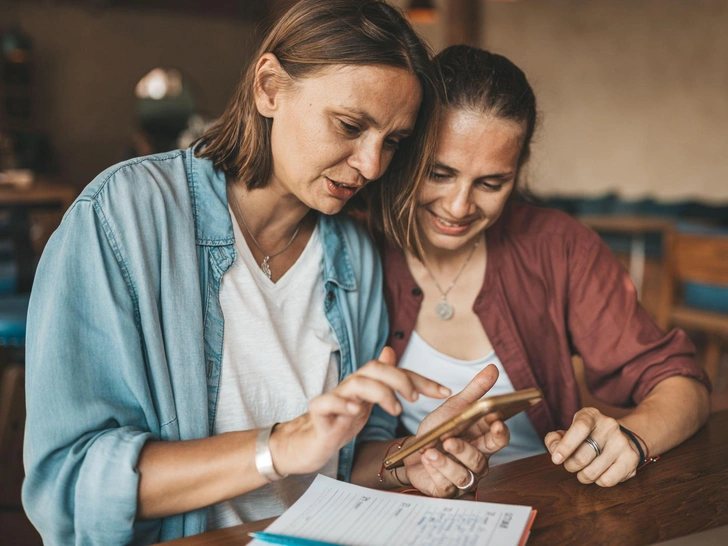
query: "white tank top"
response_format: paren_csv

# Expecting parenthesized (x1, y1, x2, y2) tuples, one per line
(397, 331, 546, 466)
(207, 210, 340, 529)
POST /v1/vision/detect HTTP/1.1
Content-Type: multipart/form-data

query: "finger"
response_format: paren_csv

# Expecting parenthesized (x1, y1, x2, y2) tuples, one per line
(584, 451, 635, 488)
(309, 392, 361, 418)
(551, 408, 599, 464)
(446, 364, 499, 408)
(421, 449, 459, 498)
(467, 419, 510, 456)
(563, 441, 601, 474)
(335, 374, 403, 415)
(545, 430, 565, 454)
(441, 437, 488, 475)
(356, 360, 449, 402)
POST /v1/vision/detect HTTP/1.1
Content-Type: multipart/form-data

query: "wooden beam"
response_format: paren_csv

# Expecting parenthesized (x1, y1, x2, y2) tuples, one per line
(446, 0, 482, 47)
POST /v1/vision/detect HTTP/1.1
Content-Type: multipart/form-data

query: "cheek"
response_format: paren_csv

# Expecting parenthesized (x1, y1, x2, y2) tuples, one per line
(418, 183, 444, 206)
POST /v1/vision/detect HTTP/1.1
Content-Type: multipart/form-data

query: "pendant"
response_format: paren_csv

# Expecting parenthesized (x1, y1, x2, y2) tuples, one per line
(435, 300, 454, 321)
(260, 256, 272, 280)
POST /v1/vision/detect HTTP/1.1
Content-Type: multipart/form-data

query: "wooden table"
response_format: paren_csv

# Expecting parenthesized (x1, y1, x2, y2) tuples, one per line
(0, 180, 77, 209)
(164, 410, 728, 545)
(0, 180, 77, 291)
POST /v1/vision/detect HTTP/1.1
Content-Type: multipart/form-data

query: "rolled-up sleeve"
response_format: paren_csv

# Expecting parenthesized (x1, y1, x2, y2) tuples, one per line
(23, 198, 161, 545)
(567, 229, 711, 407)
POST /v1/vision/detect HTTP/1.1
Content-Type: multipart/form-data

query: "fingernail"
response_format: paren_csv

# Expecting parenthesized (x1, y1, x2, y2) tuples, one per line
(549, 441, 559, 453)
(393, 401, 402, 414)
(347, 402, 359, 414)
(439, 386, 451, 396)
(427, 451, 439, 461)
(411, 392, 419, 403)
(553, 453, 563, 464)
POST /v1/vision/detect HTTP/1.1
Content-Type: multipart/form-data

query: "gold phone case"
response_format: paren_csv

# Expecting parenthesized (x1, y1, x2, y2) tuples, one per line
(383, 387, 543, 470)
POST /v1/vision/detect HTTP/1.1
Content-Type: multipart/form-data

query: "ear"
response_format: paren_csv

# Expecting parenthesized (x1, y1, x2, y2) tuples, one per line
(253, 53, 288, 118)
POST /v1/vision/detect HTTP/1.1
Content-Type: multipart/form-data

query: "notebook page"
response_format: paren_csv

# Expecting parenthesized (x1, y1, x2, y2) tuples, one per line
(251, 474, 534, 546)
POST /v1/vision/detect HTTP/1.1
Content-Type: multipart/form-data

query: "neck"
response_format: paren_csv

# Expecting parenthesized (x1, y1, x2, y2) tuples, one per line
(227, 182, 311, 247)
(416, 231, 486, 275)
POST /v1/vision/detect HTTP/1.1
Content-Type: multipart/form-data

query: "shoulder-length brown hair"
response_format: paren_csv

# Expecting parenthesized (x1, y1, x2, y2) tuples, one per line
(195, 0, 441, 253)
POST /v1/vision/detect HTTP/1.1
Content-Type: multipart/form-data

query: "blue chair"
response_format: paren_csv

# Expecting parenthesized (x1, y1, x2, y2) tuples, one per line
(0, 293, 30, 347)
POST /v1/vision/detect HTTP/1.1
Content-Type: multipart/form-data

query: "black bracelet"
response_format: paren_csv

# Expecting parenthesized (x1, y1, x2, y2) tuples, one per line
(619, 425, 646, 468)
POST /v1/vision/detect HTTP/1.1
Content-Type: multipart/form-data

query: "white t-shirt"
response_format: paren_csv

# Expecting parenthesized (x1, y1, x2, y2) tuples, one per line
(207, 210, 340, 529)
(396, 331, 546, 466)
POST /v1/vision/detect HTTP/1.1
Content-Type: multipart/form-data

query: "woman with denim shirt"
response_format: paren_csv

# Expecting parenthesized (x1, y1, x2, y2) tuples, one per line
(22, 3, 511, 544)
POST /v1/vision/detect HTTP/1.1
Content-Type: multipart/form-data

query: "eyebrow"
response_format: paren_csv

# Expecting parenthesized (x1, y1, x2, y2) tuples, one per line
(432, 162, 515, 180)
(343, 108, 413, 138)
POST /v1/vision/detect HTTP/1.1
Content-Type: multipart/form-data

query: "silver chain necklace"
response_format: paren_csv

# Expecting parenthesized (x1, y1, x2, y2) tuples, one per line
(421, 238, 481, 320)
(230, 189, 302, 280)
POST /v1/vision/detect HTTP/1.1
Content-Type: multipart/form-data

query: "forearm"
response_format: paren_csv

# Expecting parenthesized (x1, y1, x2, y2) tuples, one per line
(351, 440, 411, 490)
(137, 429, 265, 519)
(618, 376, 710, 458)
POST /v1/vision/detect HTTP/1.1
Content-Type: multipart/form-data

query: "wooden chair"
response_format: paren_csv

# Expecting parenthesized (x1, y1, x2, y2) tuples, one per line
(658, 229, 728, 385)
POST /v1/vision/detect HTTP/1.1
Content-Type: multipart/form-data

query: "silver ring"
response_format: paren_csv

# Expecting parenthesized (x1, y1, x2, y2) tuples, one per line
(456, 469, 476, 491)
(584, 435, 602, 457)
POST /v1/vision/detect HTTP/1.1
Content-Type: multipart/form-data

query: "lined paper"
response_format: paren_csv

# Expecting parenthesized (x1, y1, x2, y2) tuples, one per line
(251, 475, 534, 546)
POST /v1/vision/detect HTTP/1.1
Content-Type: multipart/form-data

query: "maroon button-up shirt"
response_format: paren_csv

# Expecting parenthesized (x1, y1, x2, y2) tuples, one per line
(383, 202, 710, 438)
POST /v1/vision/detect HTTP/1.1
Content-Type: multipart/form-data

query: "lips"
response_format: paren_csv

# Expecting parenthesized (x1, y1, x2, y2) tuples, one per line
(427, 209, 475, 236)
(326, 177, 361, 200)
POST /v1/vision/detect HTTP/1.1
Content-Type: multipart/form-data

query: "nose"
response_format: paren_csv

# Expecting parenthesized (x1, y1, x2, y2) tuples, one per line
(347, 138, 386, 182)
(444, 181, 476, 218)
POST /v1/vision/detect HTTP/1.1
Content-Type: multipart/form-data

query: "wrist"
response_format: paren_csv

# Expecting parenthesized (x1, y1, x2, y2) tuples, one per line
(258, 423, 289, 481)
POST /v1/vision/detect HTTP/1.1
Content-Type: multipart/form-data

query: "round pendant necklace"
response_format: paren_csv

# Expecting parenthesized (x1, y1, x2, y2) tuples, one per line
(421, 238, 481, 321)
(229, 188, 302, 280)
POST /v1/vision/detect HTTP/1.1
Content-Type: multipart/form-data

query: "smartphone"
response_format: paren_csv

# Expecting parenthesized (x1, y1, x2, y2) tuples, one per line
(382, 387, 544, 470)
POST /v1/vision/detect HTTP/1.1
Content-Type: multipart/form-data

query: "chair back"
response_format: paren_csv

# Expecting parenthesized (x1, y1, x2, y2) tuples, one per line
(658, 229, 728, 384)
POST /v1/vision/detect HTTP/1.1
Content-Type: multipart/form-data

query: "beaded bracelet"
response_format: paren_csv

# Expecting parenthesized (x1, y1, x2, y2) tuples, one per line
(378, 436, 413, 488)
(619, 425, 660, 470)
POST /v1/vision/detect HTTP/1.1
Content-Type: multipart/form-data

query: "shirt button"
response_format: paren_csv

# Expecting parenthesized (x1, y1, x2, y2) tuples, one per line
(394, 330, 405, 340)
(411, 287, 422, 296)
(327, 291, 335, 302)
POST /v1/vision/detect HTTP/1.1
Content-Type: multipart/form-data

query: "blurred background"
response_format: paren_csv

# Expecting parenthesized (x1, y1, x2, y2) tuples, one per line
(0, 1, 726, 542)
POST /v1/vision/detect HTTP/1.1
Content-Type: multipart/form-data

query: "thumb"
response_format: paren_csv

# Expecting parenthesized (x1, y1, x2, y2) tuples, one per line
(451, 364, 499, 406)
(378, 346, 397, 367)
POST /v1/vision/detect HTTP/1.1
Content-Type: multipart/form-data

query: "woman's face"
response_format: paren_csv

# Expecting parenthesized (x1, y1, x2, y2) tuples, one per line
(260, 61, 422, 215)
(417, 108, 524, 254)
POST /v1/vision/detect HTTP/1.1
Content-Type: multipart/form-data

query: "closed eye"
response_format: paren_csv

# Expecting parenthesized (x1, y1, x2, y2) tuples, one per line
(429, 170, 451, 181)
(384, 138, 401, 151)
(339, 120, 361, 137)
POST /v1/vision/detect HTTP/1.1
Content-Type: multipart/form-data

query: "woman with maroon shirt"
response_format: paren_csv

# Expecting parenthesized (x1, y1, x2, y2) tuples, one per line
(379, 45, 710, 489)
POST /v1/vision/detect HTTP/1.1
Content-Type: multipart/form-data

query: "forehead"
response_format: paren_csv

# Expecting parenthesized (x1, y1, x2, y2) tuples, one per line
(437, 108, 524, 168)
(290, 64, 422, 129)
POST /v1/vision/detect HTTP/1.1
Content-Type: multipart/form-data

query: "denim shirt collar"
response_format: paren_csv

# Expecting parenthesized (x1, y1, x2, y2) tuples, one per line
(185, 148, 358, 292)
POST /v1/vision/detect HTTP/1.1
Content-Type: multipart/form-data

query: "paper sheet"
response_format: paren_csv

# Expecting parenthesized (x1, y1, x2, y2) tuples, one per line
(251, 474, 534, 546)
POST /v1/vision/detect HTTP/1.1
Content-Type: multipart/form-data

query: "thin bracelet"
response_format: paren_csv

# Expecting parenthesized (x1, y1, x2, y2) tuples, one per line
(378, 436, 413, 487)
(619, 425, 660, 470)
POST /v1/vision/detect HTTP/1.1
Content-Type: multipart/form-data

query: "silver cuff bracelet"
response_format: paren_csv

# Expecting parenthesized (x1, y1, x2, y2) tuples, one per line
(255, 423, 288, 482)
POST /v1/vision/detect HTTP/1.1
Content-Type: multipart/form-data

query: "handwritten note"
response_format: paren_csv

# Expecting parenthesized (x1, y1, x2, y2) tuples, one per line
(251, 475, 535, 546)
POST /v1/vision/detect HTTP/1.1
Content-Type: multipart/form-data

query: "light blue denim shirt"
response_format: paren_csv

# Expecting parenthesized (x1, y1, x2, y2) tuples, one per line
(23, 149, 397, 545)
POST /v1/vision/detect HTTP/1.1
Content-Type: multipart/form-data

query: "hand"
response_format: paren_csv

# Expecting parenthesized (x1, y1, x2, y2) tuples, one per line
(404, 364, 510, 498)
(271, 347, 451, 476)
(545, 407, 641, 487)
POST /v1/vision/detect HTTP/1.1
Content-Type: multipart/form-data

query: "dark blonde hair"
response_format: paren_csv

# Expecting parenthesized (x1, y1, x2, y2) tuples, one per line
(195, 0, 441, 251)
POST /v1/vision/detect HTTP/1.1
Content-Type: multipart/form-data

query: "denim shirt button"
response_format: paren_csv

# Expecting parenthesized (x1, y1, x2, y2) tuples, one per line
(411, 287, 422, 296)
(394, 330, 405, 340)
(327, 291, 335, 302)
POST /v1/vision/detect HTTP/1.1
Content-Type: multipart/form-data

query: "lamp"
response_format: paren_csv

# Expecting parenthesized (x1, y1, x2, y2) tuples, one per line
(406, 0, 438, 25)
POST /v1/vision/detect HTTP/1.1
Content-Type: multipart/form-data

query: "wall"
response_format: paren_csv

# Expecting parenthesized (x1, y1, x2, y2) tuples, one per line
(401, 0, 728, 203)
(0, 3, 259, 187)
